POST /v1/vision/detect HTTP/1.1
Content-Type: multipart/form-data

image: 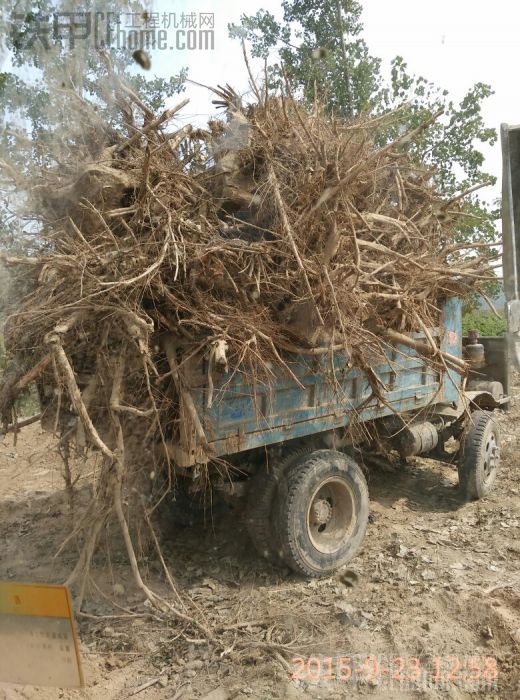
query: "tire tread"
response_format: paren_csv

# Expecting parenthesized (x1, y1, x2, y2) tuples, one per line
(245, 445, 317, 561)
(458, 410, 499, 500)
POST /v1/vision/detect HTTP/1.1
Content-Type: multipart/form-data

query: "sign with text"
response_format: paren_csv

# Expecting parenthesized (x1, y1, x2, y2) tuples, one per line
(0, 582, 83, 688)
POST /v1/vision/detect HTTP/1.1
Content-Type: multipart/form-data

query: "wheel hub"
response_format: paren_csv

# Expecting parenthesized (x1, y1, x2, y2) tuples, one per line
(306, 478, 355, 554)
(483, 434, 499, 480)
(311, 498, 333, 526)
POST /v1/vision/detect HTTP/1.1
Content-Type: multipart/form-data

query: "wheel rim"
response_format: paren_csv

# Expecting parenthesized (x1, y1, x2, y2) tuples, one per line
(483, 431, 499, 484)
(306, 477, 355, 554)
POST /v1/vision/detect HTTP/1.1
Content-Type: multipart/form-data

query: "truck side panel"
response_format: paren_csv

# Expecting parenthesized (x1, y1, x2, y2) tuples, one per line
(172, 298, 462, 465)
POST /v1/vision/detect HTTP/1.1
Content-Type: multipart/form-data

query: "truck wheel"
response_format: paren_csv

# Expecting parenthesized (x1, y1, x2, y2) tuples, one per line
(245, 445, 317, 562)
(275, 450, 369, 577)
(245, 471, 280, 561)
(458, 411, 500, 500)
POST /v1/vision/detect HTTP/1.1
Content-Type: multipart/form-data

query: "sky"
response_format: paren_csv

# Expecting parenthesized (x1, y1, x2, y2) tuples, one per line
(132, 0, 519, 202)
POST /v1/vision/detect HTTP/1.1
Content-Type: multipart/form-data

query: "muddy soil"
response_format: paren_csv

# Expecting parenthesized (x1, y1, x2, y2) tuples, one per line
(0, 396, 519, 699)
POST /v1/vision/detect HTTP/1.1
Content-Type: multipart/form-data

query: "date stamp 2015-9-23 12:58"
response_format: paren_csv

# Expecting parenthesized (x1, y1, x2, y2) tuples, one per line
(290, 654, 499, 692)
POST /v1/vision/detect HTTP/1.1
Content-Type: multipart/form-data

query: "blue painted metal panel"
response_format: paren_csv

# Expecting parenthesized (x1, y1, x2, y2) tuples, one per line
(190, 298, 463, 458)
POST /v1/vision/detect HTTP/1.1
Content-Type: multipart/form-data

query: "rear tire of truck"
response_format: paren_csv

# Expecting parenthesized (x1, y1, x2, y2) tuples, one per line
(245, 471, 280, 562)
(458, 410, 500, 501)
(245, 445, 317, 562)
(275, 450, 369, 577)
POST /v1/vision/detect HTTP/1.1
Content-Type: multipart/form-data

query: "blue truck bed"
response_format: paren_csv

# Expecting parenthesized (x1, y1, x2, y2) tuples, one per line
(170, 298, 462, 467)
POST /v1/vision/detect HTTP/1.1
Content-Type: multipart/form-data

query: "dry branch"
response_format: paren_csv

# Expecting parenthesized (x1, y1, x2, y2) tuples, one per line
(14, 354, 52, 391)
(0, 413, 41, 436)
(115, 98, 190, 153)
(384, 329, 468, 372)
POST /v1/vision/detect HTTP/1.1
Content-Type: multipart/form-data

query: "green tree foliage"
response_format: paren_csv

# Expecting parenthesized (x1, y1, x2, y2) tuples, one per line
(230, 1, 381, 117)
(462, 311, 506, 337)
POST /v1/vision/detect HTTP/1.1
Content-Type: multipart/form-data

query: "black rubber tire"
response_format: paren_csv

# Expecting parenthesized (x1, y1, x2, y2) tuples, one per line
(458, 410, 500, 501)
(275, 449, 369, 577)
(245, 471, 281, 561)
(245, 445, 317, 562)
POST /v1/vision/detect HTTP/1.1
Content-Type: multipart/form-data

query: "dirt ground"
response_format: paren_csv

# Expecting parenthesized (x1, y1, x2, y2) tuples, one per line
(0, 395, 519, 699)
